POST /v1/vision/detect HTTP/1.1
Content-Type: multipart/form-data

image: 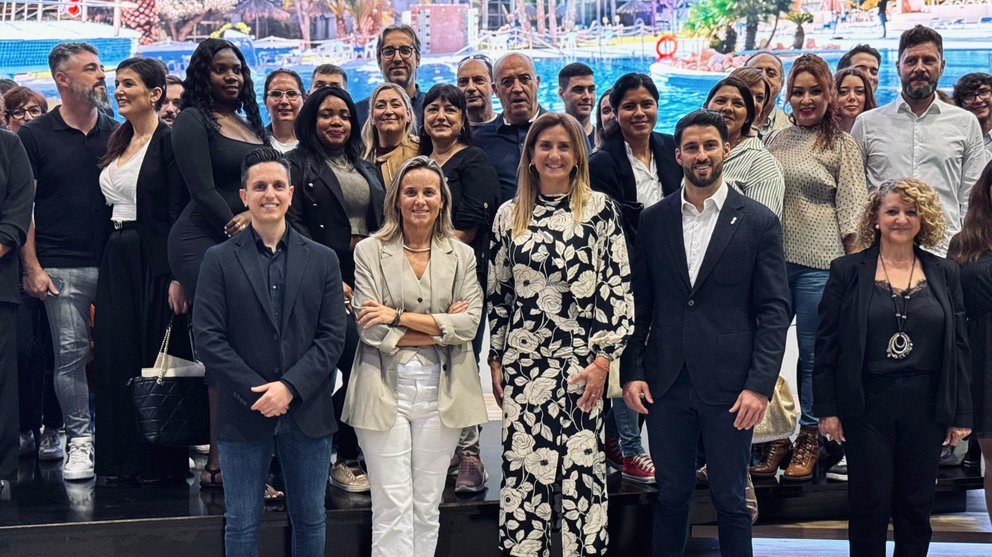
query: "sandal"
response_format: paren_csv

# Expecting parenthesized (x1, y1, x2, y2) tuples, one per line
(199, 466, 223, 490)
(264, 483, 284, 502)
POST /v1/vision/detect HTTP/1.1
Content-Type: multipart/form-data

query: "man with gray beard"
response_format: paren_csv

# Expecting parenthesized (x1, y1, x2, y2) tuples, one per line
(17, 42, 118, 481)
(852, 26, 989, 256)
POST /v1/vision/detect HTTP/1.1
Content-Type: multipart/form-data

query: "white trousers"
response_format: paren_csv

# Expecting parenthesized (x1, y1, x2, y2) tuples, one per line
(355, 360, 461, 557)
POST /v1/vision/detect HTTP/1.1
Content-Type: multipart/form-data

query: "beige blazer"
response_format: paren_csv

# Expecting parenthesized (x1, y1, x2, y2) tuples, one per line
(342, 234, 488, 431)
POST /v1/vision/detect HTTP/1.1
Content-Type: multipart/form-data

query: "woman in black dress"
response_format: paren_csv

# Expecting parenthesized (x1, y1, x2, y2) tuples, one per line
(816, 178, 972, 556)
(285, 86, 384, 493)
(94, 58, 188, 482)
(166, 38, 266, 489)
(949, 160, 992, 524)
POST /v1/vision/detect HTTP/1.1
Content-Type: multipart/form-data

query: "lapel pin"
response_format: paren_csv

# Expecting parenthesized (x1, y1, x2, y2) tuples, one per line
(731, 216, 738, 225)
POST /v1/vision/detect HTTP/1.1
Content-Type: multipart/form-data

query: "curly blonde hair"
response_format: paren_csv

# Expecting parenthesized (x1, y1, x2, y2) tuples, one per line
(855, 178, 946, 249)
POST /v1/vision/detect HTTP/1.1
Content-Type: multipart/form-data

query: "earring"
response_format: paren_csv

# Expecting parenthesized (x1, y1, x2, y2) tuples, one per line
(528, 163, 538, 175)
(875, 224, 880, 229)
(569, 165, 578, 178)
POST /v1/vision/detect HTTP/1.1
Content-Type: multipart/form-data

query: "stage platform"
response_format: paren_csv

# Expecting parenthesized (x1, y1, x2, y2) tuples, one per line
(0, 425, 986, 556)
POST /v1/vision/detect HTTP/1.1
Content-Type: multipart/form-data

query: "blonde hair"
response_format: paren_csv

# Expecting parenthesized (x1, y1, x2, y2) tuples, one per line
(361, 82, 418, 160)
(856, 178, 946, 250)
(511, 112, 591, 237)
(374, 155, 455, 242)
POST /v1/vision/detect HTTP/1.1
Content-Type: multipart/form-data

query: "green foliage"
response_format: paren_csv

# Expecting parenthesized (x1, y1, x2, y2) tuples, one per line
(784, 11, 814, 25)
(684, 0, 736, 38)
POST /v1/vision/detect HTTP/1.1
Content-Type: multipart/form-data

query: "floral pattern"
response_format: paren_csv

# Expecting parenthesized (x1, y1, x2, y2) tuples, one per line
(488, 191, 633, 556)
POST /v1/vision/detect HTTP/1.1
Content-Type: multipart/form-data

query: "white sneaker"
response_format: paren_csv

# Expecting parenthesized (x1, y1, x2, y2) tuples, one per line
(38, 427, 64, 461)
(63, 436, 95, 481)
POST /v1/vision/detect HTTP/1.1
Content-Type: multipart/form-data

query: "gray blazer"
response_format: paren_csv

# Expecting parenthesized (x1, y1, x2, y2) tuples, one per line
(342, 234, 488, 431)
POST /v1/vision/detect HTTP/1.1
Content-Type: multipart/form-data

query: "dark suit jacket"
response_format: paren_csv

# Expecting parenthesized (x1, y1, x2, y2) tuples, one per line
(620, 186, 791, 405)
(193, 225, 348, 441)
(136, 121, 187, 277)
(589, 131, 682, 243)
(0, 130, 33, 304)
(285, 150, 385, 286)
(813, 245, 972, 427)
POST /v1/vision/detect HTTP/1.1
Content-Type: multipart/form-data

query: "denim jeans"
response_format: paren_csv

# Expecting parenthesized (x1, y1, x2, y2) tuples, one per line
(355, 360, 461, 557)
(787, 263, 829, 428)
(217, 417, 332, 557)
(605, 397, 645, 457)
(43, 267, 98, 442)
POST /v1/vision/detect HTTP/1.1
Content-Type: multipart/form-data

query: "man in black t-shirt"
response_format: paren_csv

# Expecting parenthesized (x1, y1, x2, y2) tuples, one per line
(17, 42, 117, 482)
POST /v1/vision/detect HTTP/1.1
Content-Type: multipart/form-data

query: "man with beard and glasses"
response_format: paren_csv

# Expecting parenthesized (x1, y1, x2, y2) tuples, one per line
(159, 74, 184, 126)
(355, 24, 424, 127)
(853, 25, 989, 256)
(621, 110, 790, 557)
(16, 42, 118, 482)
(473, 52, 545, 203)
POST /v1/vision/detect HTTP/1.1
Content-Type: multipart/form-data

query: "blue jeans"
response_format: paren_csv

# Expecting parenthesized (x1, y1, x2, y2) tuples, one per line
(605, 397, 645, 457)
(647, 369, 753, 556)
(43, 267, 98, 441)
(218, 417, 332, 557)
(787, 263, 829, 427)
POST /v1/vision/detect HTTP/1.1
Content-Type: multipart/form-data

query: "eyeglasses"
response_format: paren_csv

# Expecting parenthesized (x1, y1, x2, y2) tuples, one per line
(380, 46, 415, 59)
(266, 90, 302, 100)
(7, 106, 43, 119)
(962, 88, 992, 104)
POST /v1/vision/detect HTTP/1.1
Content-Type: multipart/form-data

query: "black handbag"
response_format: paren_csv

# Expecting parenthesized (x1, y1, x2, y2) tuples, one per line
(129, 317, 210, 446)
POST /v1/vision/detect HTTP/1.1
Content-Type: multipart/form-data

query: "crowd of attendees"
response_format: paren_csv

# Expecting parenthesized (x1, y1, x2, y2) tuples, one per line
(2, 21, 992, 557)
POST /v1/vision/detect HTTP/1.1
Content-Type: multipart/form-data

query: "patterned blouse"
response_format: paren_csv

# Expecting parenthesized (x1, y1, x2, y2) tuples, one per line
(488, 190, 633, 365)
(766, 125, 869, 270)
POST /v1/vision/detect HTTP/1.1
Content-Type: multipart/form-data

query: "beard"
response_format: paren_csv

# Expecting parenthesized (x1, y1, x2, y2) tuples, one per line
(683, 159, 724, 189)
(72, 80, 110, 110)
(901, 75, 937, 100)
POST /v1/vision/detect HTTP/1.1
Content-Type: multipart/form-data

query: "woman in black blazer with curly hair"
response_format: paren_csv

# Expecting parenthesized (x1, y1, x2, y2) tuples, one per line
(286, 85, 385, 492)
(815, 178, 972, 557)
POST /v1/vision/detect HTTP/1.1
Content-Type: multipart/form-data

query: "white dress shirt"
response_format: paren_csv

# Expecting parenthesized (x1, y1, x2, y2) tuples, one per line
(99, 140, 150, 222)
(681, 181, 728, 286)
(984, 129, 992, 158)
(625, 141, 662, 208)
(852, 96, 990, 255)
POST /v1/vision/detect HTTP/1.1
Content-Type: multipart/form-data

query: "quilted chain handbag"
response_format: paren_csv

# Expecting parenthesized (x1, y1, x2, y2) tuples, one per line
(129, 317, 210, 446)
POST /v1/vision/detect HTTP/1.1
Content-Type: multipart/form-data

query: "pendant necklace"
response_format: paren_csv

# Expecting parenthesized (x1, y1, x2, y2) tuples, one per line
(880, 253, 916, 360)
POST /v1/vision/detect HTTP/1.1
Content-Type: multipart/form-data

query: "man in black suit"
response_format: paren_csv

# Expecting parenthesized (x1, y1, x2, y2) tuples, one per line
(193, 147, 347, 557)
(621, 110, 790, 557)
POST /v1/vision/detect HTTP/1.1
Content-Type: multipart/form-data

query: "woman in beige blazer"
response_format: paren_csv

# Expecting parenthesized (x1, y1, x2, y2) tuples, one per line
(343, 155, 487, 557)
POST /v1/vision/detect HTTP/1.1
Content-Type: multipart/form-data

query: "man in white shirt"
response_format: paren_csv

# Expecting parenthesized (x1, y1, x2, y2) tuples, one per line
(952, 72, 992, 158)
(852, 25, 990, 255)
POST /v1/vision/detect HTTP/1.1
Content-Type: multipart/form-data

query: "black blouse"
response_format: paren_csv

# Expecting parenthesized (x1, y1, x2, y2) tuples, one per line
(442, 146, 501, 288)
(866, 280, 945, 375)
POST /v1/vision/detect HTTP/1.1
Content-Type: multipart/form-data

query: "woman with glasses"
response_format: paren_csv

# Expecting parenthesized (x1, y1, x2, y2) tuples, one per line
(953, 73, 992, 158)
(361, 83, 419, 186)
(286, 86, 385, 494)
(263, 69, 305, 153)
(2, 87, 47, 134)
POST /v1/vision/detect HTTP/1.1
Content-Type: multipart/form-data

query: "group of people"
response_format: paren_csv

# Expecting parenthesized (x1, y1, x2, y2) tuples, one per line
(1, 21, 992, 557)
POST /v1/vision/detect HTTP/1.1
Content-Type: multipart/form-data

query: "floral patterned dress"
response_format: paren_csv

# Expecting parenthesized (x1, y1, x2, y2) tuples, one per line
(488, 190, 633, 556)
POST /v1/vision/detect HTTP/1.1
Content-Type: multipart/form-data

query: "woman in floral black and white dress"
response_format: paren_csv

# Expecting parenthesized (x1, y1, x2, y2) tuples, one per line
(488, 112, 633, 556)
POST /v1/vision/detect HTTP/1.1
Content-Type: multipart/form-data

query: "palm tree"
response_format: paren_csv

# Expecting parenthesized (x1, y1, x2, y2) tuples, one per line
(784, 11, 814, 50)
(536, 0, 546, 35)
(283, 0, 317, 48)
(326, 0, 349, 39)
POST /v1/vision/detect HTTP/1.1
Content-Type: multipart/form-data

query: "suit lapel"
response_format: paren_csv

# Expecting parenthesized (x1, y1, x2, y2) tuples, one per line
(380, 237, 405, 306)
(607, 138, 637, 203)
(430, 237, 456, 311)
(234, 234, 280, 331)
(856, 245, 878, 357)
(280, 229, 310, 332)
(315, 159, 347, 211)
(662, 194, 691, 291)
(690, 191, 744, 295)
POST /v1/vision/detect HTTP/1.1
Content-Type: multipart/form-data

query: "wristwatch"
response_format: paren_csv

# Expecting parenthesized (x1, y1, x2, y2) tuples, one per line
(391, 307, 404, 326)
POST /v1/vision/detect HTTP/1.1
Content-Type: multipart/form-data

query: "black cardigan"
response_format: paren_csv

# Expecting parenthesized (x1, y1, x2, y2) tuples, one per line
(589, 131, 682, 243)
(813, 244, 972, 428)
(285, 149, 385, 286)
(135, 120, 187, 277)
(0, 130, 33, 304)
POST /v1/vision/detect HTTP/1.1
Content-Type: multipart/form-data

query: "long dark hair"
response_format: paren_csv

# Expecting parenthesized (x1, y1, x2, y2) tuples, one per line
(833, 67, 877, 115)
(181, 38, 265, 140)
(704, 77, 756, 138)
(952, 161, 992, 263)
(786, 54, 839, 151)
(605, 73, 658, 141)
(294, 86, 364, 165)
(99, 57, 165, 168)
(418, 84, 473, 156)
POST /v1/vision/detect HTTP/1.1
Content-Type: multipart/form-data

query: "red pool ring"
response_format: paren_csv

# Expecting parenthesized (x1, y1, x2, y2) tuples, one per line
(656, 34, 678, 61)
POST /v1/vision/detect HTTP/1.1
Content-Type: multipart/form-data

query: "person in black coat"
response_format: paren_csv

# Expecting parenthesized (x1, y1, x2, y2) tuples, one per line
(93, 58, 188, 482)
(285, 86, 383, 493)
(816, 178, 972, 557)
(0, 124, 34, 480)
(589, 73, 682, 244)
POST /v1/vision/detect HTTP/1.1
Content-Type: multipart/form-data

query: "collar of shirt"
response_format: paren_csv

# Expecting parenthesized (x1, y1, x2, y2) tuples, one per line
(680, 180, 728, 217)
(50, 105, 117, 135)
(249, 225, 289, 256)
(501, 108, 542, 128)
(895, 94, 944, 118)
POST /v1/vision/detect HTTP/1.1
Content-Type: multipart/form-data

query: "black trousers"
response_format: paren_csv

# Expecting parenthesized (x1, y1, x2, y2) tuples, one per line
(1, 302, 19, 478)
(332, 315, 360, 461)
(844, 373, 945, 557)
(17, 294, 61, 432)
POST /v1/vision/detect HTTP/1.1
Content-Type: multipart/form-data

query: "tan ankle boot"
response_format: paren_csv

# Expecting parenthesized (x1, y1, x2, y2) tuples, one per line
(749, 438, 793, 477)
(783, 426, 819, 481)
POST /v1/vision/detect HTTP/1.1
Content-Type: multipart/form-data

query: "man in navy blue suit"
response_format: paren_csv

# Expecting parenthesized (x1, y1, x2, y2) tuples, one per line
(621, 110, 790, 557)
(194, 147, 347, 557)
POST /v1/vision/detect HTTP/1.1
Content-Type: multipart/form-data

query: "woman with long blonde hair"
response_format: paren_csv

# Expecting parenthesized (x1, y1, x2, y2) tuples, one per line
(488, 112, 632, 556)
(361, 82, 419, 185)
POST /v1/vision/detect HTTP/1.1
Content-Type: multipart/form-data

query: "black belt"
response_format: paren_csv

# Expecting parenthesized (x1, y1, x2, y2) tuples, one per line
(112, 220, 138, 230)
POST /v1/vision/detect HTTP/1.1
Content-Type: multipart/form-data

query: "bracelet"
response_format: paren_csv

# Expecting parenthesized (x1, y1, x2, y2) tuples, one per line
(591, 357, 610, 373)
(391, 307, 404, 326)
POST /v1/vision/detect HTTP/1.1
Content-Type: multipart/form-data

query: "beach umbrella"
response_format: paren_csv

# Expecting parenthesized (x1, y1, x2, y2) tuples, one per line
(235, 0, 291, 23)
(616, 0, 653, 14)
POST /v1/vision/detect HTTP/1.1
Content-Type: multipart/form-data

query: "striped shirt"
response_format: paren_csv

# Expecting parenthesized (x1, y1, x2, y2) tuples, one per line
(722, 136, 785, 218)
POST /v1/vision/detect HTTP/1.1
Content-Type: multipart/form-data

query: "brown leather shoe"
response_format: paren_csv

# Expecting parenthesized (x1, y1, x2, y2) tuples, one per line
(749, 439, 792, 477)
(783, 426, 819, 481)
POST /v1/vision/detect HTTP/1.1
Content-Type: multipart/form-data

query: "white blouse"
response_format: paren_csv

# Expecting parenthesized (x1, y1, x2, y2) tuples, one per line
(99, 140, 150, 222)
